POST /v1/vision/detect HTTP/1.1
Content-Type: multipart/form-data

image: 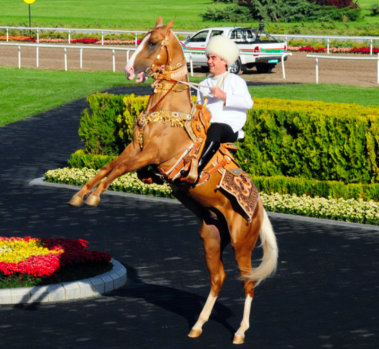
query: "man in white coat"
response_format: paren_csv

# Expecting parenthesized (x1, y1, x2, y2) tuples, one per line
(181, 35, 254, 181)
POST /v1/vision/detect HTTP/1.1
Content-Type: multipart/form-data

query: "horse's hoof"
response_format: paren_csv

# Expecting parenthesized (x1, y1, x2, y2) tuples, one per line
(85, 195, 100, 207)
(68, 196, 83, 207)
(188, 329, 202, 338)
(233, 335, 245, 344)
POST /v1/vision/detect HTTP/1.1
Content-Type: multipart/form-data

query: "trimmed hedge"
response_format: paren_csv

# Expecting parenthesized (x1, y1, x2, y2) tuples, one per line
(237, 98, 379, 184)
(73, 93, 379, 196)
(251, 175, 379, 201)
(78, 93, 148, 156)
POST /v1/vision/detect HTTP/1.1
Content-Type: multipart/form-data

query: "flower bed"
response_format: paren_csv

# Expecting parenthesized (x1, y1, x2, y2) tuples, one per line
(0, 236, 111, 280)
(288, 46, 379, 54)
(44, 167, 379, 225)
(0, 35, 140, 45)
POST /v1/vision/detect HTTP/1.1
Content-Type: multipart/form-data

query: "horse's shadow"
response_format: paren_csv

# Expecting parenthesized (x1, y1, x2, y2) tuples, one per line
(108, 263, 237, 337)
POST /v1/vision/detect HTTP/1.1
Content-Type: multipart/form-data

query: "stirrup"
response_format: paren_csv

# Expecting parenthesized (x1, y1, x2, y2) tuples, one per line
(180, 158, 198, 184)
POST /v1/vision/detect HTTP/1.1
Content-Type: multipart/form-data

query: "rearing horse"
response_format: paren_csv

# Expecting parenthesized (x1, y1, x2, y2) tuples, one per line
(69, 17, 278, 345)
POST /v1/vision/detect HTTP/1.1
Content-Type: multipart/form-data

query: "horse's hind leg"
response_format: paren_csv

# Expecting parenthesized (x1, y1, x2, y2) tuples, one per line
(189, 219, 229, 338)
(68, 142, 139, 207)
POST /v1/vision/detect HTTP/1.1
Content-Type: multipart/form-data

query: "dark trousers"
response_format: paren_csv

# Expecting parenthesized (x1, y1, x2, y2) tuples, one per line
(207, 123, 238, 144)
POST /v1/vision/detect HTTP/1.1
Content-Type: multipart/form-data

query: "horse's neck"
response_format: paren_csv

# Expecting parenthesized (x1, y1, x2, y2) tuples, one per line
(147, 35, 193, 114)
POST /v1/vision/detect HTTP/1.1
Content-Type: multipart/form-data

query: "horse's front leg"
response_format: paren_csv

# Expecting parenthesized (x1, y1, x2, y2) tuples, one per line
(84, 145, 158, 207)
(68, 142, 139, 207)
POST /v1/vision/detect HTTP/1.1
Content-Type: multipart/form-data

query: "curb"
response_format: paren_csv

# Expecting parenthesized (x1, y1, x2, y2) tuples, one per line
(30, 178, 379, 231)
(29, 177, 180, 205)
(0, 259, 126, 305)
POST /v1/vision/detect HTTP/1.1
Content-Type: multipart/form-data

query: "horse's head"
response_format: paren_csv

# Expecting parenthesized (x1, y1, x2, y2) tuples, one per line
(125, 16, 177, 83)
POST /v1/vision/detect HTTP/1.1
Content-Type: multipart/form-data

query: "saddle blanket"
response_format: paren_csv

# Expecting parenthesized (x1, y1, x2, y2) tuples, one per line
(218, 169, 259, 222)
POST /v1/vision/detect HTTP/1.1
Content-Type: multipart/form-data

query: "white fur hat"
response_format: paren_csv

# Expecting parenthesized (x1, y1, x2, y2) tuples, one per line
(205, 35, 239, 67)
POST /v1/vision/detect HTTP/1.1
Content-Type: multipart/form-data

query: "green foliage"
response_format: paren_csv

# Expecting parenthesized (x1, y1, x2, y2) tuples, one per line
(68, 149, 118, 169)
(236, 99, 379, 184)
(369, 4, 379, 16)
(77, 93, 149, 156)
(78, 93, 126, 156)
(200, 0, 362, 22)
(251, 175, 379, 201)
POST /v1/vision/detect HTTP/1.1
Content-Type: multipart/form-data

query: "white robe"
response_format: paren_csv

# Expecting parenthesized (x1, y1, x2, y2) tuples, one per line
(197, 72, 254, 139)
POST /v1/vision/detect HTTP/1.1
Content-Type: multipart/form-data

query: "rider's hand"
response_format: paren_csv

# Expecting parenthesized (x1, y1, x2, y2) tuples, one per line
(211, 87, 226, 101)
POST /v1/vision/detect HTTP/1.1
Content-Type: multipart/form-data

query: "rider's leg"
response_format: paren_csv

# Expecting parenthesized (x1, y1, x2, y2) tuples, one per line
(181, 123, 238, 179)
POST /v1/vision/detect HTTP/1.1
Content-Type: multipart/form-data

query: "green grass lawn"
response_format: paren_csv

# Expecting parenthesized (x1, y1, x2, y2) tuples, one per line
(0, 0, 378, 35)
(0, 67, 203, 126)
(1, 67, 378, 127)
(249, 83, 379, 106)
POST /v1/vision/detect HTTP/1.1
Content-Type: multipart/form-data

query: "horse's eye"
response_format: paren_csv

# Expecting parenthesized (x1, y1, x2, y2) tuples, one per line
(149, 41, 157, 47)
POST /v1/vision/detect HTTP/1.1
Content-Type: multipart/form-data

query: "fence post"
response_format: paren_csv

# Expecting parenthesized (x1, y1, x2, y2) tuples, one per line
(282, 54, 286, 79)
(127, 50, 130, 63)
(6, 28, 9, 42)
(101, 31, 104, 45)
(64, 48, 67, 71)
(327, 39, 330, 54)
(112, 49, 115, 72)
(80, 48, 83, 69)
(370, 40, 373, 55)
(316, 57, 318, 84)
(18, 46, 21, 69)
(377, 53, 379, 84)
(190, 53, 193, 77)
(36, 46, 39, 67)
(135, 33, 137, 47)
(68, 31, 71, 44)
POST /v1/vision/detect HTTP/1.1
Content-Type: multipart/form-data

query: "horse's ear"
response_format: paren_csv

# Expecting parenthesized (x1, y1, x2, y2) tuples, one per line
(165, 18, 175, 31)
(155, 16, 163, 27)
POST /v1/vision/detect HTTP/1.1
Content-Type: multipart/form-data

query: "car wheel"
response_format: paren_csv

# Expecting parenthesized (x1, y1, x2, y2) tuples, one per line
(230, 58, 242, 75)
(256, 63, 275, 74)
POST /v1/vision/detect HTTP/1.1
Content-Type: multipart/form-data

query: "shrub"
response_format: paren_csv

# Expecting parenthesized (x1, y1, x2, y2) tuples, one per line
(237, 99, 379, 184)
(369, 4, 379, 16)
(77, 93, 149, 156)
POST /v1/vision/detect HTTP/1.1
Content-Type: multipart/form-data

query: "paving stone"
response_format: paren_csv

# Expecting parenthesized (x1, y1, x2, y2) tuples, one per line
(0, 86, 378, 348)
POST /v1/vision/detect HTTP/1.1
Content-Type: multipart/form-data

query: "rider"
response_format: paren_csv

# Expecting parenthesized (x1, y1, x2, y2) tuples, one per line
(181, 35, 254, 180)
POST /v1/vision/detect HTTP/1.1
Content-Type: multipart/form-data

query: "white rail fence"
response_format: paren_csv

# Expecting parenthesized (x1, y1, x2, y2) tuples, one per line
(270, 34, 379, 55)
(1, 26, 378, 54)
(307, 54, 379, 84)
(0, 42, 136, 72)
(0, 26, 193, 47)
(0, 42, 292, 78)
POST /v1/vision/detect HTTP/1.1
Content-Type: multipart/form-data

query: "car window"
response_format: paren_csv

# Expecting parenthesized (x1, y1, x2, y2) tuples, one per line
(231, 29, 256, 43)
(211, 30, 223, 38)
(189, 31, 208, 43)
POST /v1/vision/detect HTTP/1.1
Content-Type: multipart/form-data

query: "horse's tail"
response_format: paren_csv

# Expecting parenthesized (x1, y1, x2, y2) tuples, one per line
(244, 209, 278, 287)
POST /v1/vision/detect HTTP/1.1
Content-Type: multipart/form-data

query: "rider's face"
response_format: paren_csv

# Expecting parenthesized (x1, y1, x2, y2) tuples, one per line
(207, 54, 227, 76)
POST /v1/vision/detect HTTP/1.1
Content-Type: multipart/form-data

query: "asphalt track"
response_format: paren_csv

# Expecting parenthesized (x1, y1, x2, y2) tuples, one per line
(0, 84, 378, 349)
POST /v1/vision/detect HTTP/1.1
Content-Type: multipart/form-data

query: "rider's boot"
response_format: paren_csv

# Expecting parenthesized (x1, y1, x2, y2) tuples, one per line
(181, 141, 220, 181)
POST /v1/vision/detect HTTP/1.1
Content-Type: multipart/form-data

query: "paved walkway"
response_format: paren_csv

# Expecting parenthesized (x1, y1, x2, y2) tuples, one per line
(0, 85, 378, 349)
